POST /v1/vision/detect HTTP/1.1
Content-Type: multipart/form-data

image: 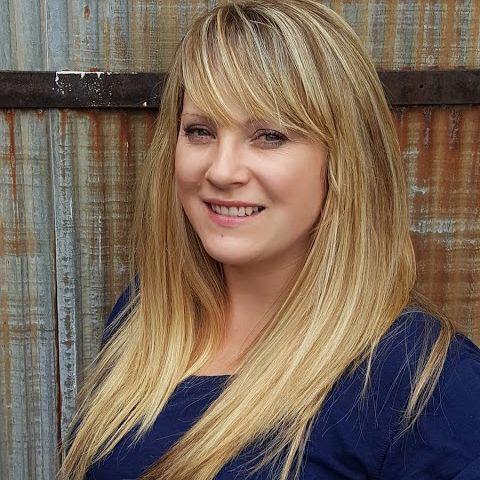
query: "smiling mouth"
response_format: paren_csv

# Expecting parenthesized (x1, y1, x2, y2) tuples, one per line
(208, 203, 266, 218)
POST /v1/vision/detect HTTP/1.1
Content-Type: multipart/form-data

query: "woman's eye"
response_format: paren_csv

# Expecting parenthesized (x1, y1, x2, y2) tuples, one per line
(256, 130, 288, 147)
(182, 126, 213, 141)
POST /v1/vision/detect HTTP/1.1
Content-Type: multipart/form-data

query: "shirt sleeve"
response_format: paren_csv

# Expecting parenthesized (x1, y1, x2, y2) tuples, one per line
(378, 335, 480, 480)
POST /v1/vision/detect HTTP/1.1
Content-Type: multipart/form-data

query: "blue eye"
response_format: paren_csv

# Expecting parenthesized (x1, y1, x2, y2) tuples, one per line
(256, 130, 288, 147)
(182, 126, 213, 139)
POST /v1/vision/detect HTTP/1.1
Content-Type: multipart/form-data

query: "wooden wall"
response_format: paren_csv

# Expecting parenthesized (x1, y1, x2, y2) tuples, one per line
(0, 1, 478, 477)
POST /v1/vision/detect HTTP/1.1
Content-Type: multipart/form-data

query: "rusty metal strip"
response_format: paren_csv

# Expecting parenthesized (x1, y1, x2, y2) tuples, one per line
(379, 70, 480, 106)
(0, 72, 166, 109)
(0, 70, 479, 108)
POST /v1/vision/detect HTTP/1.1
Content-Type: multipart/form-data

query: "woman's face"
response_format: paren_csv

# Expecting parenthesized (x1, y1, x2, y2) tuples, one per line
(175, 93, 328, 269)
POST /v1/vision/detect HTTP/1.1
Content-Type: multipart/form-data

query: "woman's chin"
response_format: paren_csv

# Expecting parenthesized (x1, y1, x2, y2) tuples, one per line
(202, 243, 262, 267)
(205, 250, 256, 266)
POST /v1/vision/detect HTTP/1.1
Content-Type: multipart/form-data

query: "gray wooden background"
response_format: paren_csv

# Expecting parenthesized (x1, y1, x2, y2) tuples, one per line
(0, 1, 479, 478)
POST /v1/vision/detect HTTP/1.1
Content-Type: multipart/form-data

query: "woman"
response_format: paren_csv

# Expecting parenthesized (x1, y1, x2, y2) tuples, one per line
(62, 1, 480, 479)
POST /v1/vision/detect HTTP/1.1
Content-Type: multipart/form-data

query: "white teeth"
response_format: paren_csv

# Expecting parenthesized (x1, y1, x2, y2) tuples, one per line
(209, 203, 263, 217)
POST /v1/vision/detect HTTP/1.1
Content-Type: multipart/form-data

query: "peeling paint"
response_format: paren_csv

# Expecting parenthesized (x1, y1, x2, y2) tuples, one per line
(448, 108, 461, 150)
(55, 71, 111, 84)
(55, 71, 86, 81)
(410, 218, 456, 234)
(410, 185, 429, 195)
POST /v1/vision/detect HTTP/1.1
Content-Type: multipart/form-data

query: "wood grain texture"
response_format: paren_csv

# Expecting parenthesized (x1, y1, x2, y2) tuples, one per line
(394, 106, 480, 343)
(0, 1, 478, 478)
(0, 110, 58, 479)
(1, 0, 479, 71)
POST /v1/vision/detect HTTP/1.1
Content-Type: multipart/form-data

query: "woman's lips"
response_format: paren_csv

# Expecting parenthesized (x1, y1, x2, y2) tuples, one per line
(205, 202, 264, 226)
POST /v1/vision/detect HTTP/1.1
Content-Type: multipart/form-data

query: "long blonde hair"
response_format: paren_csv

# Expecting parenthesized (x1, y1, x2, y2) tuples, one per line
(61, 1, 455, 479)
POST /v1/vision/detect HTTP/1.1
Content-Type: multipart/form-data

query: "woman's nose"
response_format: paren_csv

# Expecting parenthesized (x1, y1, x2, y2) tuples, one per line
(205, 138, 249, 188)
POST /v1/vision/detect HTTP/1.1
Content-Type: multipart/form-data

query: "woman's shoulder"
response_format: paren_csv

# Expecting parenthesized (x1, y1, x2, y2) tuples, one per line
(307, 310, 480, 479)
(376, 311, 480, 478)
(377, 309, 479, 366)
(374, 310, 480, 395)
(321, 309, 479, 410)
(368, 310, 480, 428)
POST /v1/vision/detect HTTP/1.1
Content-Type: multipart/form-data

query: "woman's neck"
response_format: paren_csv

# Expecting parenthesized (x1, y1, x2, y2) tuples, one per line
(223, 255, 303, 347)
(194, 251, 307, 376)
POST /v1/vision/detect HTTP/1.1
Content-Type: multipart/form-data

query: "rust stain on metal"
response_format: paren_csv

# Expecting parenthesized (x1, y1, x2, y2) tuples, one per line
(86, 111, 103, 159)
(86, 111, 105, 261)
(439, 2, 454, 68)
(392, 107, 406, 150)
(35, 109, 45, 119)
(119, 112, 130, 177)
(432, 110, 463, 214)
(458, 108, 480, 342)
(408, 109, 432, 197)
(424, 110, 449, 307)
(448, 108, 461, 151)
(4, 110, 20, 258)
(394, 106, 480, 343)
(357, 0, 369, 49)
(145, 113, 156, 147)
(5, 110, 17, 205)
(59, 110, 69, 217)
(83, 5, 91, 19)
(60, 110, 69, 139)
(382, 0, 397, 69)
(414, 0, 426, 68)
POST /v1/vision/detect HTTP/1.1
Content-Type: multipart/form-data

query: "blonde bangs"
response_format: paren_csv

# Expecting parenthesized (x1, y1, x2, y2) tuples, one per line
(179, 3, 328, 142)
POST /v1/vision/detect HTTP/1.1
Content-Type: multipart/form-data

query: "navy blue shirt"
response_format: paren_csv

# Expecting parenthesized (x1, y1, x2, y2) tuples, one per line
(87, 288, 480, 479)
